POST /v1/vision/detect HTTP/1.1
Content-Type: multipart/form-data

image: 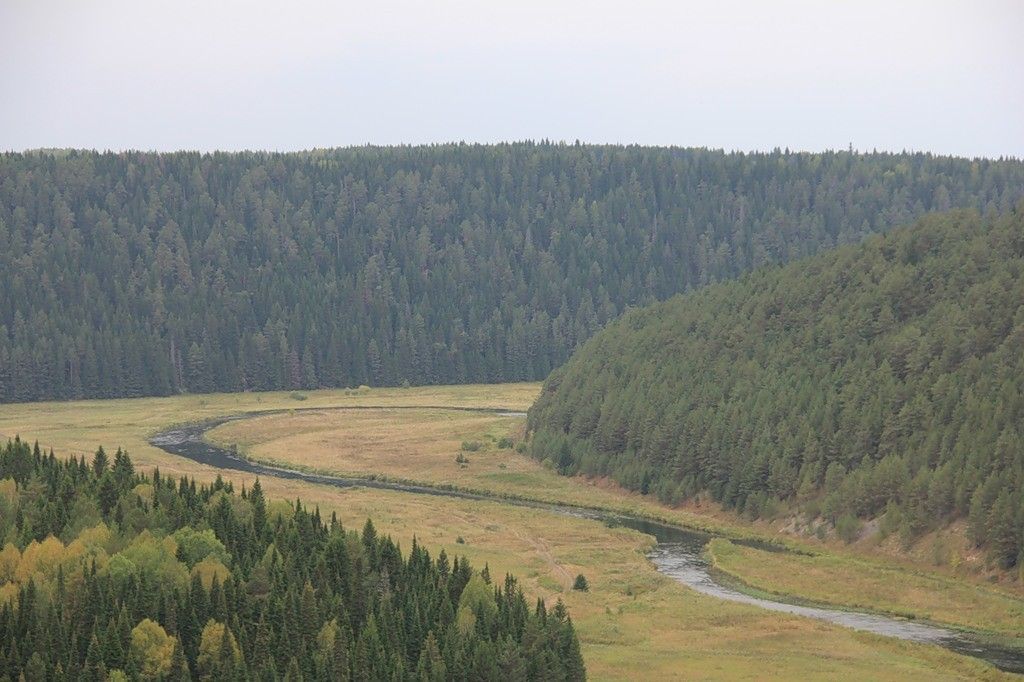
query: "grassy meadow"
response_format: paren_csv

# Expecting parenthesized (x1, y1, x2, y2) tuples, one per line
(0, 384, 1018, 679)
(207, 399, 1024, 637)
(708, 539, 1024, 638)
(0, 383, 540, 477)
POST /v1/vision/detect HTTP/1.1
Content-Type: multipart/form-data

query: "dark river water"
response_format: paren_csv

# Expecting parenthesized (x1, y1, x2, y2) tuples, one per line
(149, 409, 1024, 674)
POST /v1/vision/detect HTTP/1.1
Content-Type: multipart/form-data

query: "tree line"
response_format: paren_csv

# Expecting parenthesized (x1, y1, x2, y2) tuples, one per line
(2, 145, 1023, 402)
(0, 437, 585, 680)
(529, 207, 1024, 570)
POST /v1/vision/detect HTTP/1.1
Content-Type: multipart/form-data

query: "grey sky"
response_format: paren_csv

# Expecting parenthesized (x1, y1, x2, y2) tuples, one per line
(2, 0, 1022, 157)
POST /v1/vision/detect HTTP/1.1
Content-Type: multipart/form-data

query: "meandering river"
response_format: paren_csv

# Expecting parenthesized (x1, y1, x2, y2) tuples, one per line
(149, 409, 1024, 674)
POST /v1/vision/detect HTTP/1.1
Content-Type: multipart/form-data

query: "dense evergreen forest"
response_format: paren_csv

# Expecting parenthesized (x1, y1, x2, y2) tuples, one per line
(0, 438, 584, 680)
(2, 145, 1024, 403)
(529, 207, 1024, 568)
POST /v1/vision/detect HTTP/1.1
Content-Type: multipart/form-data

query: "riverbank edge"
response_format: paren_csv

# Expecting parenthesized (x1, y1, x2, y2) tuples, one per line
(704, 538, 1024, 649)
(151, 409, 1024, 650)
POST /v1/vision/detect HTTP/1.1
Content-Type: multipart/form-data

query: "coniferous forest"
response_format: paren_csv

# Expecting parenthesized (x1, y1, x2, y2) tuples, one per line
(6, 0, 1024, 677)
(2, 145, 1024, 403)
(528, 207, 1024, 567)
(0, 438, 584, 681)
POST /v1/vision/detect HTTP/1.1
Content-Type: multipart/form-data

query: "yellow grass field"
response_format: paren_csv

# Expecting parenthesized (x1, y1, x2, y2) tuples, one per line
(708, 539, 1024, 638)
(210, 407, 530, 485)
(206, 402, 762, 539)
(0, 384, 1017, 679)
(207, 399, 1024, 639)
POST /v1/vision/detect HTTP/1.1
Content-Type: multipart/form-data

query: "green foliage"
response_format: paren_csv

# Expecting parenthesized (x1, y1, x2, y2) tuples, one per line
(172, 526, 230, 567)
(197, 620, 242, 679)
(0, 437, 584, 679)
(835, 515, 862, 544)
(459, 574, 498, 620)
(530, 208, 1024, 567)
(572, 574, 590, 592)
(115, 531, 190, 587)
(2, 147, 1022, 403)
(461, 440, 483, 452)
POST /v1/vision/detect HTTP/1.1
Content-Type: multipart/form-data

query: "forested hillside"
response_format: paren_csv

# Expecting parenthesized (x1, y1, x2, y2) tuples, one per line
(529, 207, 1024, 568)
(0, 437, 584, 680)
(2, 145, 1024, 402)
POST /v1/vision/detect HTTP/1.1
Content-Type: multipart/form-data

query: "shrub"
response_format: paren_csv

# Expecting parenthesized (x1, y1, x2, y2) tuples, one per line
(759, 496, 781, 520)
(289, 392, 307, 401)
(497, 437, 514, 449)
(878, 501, 902, 539)
(836, 514, 861, 544)
(802, 499, 821, 522)
(461, 441, 482, 452)
(455, 453, 469, 465)
(572, 574, 589, 592)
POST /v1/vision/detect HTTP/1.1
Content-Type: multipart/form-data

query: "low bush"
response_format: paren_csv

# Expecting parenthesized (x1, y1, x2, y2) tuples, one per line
(836, 514, 862, 544)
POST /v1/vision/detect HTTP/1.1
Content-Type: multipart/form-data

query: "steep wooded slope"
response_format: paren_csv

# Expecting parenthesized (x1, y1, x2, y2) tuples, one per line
(529, 208, 1024, 567)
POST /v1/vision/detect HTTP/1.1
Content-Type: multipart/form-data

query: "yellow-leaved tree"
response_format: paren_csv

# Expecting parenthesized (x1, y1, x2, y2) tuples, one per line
(197, 619, 242, 679)
(130, 619, 176, 680)
(0, 479, 17, 524)
(191, 556, 230, 590)
(15, 535, 64, 584)
(0, 543, 20, 582)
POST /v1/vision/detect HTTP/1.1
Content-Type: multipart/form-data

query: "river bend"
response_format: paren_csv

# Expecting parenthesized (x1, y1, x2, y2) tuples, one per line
(148, 409, 1024, 674)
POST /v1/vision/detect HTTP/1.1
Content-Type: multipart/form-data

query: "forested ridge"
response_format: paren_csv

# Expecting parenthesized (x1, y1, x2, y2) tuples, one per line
(529, 207, 1024, 568)
(3, 145, 1024, 403)
(0, 437, 584, 680)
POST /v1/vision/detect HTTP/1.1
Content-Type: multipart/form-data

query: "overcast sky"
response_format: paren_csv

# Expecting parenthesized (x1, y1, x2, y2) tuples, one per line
(2, 0, 1022, 157)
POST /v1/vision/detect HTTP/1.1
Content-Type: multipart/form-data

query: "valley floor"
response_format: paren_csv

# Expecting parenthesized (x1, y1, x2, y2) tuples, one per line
(0, 384, 1020, 679)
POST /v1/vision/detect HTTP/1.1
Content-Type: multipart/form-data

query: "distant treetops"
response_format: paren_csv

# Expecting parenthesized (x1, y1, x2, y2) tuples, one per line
(529, 207, 1024, 570)
(2, 145, 1023, 403)
(0, 437, 586, 680)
